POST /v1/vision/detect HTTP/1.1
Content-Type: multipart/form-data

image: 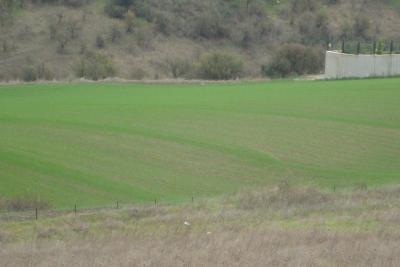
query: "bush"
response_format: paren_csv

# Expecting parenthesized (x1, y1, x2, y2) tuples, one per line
(95, 34, 106, 49)
(192, 13, 229, 39)
(291, 0, 319, 13)
(134, 23, 153, 48)
(104, 1, 127, 19)
(124, 10, 136, 32)
(21, 66, 37, 82)
(0, 0, 14, 26)
(0, 195, 50, 211)
(110, 22, 123, 43)
(353, 15, 371, 40)
(196, 52, 243, 80)
(36, 62, 54, 80)
(162, 57, 191, 78)
(130, 67, 148, 80)
(236, 182, 329, 210)
(261, 43, 324, 78)
(63, 0, 86, 7)
(21, 63, 54, 82)
(73, 52, 117, 80)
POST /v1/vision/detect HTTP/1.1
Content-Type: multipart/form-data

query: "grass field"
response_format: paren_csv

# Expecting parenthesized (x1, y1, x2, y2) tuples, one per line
(1, 78, 400, 208)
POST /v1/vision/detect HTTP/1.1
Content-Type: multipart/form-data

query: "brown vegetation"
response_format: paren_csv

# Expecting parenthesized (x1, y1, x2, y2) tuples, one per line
(0, 195, 50, 211)
(1, 184, 400, 266)
(0, 0, 400, 80)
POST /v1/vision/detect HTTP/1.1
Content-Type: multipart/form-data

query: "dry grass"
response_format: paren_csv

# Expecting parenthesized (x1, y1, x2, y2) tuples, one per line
(0, 195, 50, 212)
(2, 229, 400, 267)
(1, 185, 400, 266)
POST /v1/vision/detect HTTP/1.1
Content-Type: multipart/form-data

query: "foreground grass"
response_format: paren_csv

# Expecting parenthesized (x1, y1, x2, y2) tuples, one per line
(1, 79, 400, 208)
(1, 185, 400, 266)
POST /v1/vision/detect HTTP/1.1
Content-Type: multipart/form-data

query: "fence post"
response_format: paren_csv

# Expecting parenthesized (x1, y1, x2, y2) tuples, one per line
(74, 204, 77, 216)
(154, 198, 157, 206)
(192, 196, 194, 203)
(35, 208, 38, 220)
(357, 42, 361, 54)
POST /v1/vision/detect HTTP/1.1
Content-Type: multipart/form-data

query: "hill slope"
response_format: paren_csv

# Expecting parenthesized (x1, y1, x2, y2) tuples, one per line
(0, 0, 400, 81)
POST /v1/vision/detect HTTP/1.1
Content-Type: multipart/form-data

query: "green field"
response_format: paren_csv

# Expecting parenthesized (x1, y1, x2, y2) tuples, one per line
(1, 79, 400, 208)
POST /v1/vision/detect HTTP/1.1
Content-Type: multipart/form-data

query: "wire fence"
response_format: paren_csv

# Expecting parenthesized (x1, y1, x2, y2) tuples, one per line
(0, 200, 156, 222)
(0, 197, 193, 222)
(0, 183, 356, 222)
(0, 203, 122, 222)
(329, 40, 400, 55)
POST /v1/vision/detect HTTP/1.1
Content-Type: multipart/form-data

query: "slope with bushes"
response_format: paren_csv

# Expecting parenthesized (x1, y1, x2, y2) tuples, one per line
(0, 0, 400, 80)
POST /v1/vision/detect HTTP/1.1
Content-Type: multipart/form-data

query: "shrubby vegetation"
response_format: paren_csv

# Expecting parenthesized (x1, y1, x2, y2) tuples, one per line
(73, 52, 117, 80)
(0, 0, 15, 26)
(262, 44, 324, 77)
(0, 0, 399, 80)
(196, 53, 243, 80)
(0, 194, 50, 211)
(161, 57, 192, 79)
(21, 63, 53, 81)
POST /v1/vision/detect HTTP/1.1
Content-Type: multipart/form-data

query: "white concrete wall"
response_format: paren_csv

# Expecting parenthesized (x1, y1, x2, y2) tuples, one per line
(325, 51, 400, 79)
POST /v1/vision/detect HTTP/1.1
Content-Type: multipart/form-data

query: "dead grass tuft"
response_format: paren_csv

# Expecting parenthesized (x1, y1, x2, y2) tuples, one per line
(237, 181, 329, 210)
(0, 195, 51, 211)
(36, 226, 61, 239)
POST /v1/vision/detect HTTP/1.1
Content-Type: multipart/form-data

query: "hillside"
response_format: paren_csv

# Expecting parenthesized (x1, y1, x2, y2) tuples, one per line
(1, 0, 400, 81)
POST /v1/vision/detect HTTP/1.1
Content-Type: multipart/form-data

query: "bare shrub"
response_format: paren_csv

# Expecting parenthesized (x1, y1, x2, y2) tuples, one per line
(104, 1, 127, 19)
(354, 182, 368, 191)
(0, 195, 50, 211)
(162, 57, 192, 78)
(237, 181, 330, 210)
(63, 0, 87, 8)
(1, 39, 15, 53)
(261, 43, 324, 77)
(20, 63, 53, 82)
(353, 14, 372, 40)
(124, 10, 135, 33)
(71, 222, 89, 235)
(36, 227, 60, 239)
(73, 51, 117, 80)
(129, 206, 161, 220)
(191, 12, 229, 40)
(134, 23, 153, 49)
(55, 29, 69, 54)
(36, 62, 54, 80)
(0, 0, 14, 27)
(196, 52, 243, 80)
(0, 230, 14, 243)
(110, 21, 123, 43)
(291, 0, 320, 13)
(95, 34, 106, 49)
(21, 66, 37, 82)
(130, 67, 148, 80)
(66, 19, 80, 39)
